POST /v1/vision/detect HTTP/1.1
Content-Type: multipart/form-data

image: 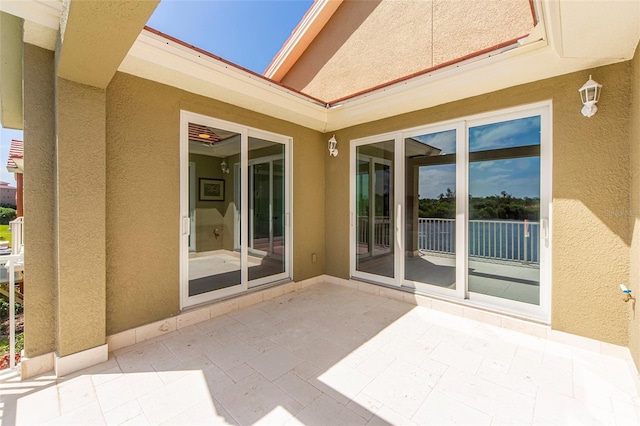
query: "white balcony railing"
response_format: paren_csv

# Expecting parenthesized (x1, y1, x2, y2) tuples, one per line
(356, 215, 539, 264)
(357, 216, 391, 249)
(1, 217, 24, 370)
(418, 218, 539, 264)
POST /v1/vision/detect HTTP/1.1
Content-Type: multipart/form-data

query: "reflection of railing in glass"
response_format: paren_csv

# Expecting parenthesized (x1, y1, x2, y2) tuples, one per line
(358, 216, 391, 249)
(418, 218, 539, 264)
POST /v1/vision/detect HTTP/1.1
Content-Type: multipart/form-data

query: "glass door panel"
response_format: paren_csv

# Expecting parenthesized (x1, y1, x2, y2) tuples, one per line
(404, 130, 457, 291)
(467, 116, 541, 305)
(248, 137, 286, 283)
(187, 123, 242, 297)
(355, 140, 395, 279)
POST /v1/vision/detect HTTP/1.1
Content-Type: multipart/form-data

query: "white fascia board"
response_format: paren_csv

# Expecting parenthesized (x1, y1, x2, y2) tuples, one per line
(325, 40, 625, 132)
(119, 31, 328, 132)
(0, 0, 61, 29)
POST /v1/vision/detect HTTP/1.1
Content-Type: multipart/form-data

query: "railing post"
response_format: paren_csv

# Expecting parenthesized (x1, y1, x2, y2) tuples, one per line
(9, 259, 15, 369)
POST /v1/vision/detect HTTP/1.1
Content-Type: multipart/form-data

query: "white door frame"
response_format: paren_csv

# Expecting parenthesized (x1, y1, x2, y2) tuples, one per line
(349, 101, 552, 322)
(189, 161, 196, 252)
(180, 111, 293, 308)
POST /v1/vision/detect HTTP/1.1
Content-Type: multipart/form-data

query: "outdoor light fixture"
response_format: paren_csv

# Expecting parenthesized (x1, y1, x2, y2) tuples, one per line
(328, 135, 338, 157)
(221, 159, 230, 174)
(579, 75, 602, 118)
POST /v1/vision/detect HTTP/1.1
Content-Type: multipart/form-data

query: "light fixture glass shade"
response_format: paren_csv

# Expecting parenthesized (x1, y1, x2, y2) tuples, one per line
(221, 159, 229, 173)
(579, 75, 602, 118)
(328, 135, 338, 157)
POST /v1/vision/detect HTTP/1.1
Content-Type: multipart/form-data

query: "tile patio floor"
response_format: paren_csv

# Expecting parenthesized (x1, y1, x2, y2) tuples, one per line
(2, 282, 640, 425)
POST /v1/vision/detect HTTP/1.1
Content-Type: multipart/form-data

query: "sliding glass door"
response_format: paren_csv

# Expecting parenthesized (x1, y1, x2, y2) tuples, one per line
(181, 112, 291, 308)
(352, 136, 397, 286)
(351, 103, 551, 320)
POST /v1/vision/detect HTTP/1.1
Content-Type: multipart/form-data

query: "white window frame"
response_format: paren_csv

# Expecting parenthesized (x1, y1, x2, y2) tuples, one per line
(349, 101, 552, 322)
(180, 111, 293, 309)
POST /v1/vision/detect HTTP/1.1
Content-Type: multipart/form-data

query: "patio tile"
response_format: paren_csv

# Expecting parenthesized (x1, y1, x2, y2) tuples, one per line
(94, 371, 164, 412)
(294, 337, 351, 369)
(43, 401, 105, 425)
(204, 339, 261, 371)
(137, 372, 209, 424)
(288, 394, 367, 426)
(434, 367, 535, 424)
(57, 374, 98, 414)
(15, 383, 61, 424)
(427, 342, 485, 374)
(5, 282, 640, 426)
(361, 359, 442, 418)
(161, 398, 238, 425)
(534, 387, 615, 425)
(412, 390, 492, 425)
(247, 347, 304, 381)
(311, 362, 373, 404)
(225, 363, 256, 382)
(379, 335, 436, 366)
(367, 405, 417, 426)
(214, 373, 303, 426)
(103, 400, 144, 425)
(274, 371, 323, 407)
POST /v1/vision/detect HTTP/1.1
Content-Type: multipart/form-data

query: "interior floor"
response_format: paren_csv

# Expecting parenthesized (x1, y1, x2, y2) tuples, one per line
(188, 250, 285, 296)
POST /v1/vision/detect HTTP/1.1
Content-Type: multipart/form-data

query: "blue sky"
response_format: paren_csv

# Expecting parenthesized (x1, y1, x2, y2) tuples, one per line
(147, 0, 314, 74)
(0, 128, 19, 186)
(0, 1, 313, 189)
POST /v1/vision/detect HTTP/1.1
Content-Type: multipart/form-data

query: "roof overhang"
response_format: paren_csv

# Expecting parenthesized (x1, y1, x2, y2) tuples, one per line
(3, 0, 639, 134)
(263, 0, 343, 80)
(0, 12, 24, 130)
(121, 0, 639, 133)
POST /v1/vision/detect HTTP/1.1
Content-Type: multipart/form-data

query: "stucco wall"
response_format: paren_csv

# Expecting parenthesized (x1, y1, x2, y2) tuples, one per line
(56, 78, 107, 356)
(281, 0, 532, 101)
(628, 41, 640, 368)
(23, 44, 57, 357)
(106, 72, 326, 335)
(325, 63, 632, 345)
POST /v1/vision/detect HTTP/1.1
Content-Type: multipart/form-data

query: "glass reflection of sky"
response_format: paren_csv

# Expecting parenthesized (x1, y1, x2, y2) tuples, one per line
(413, 129, 456, 154)
(469, 116, 540, 152)
(418, 116, 541, 199)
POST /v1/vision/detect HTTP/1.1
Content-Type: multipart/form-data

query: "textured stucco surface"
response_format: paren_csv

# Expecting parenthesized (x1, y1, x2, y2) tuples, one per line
(57, 0, 158, 89)
(106, 73, 325, 335)
(629, 41, 640, 368)
(0, 12, 23, 129)
(281, 0, 532, 101)
(325, 63, 632, 345)
(23, 44, 57, 357)
(56, 78, 107, 356)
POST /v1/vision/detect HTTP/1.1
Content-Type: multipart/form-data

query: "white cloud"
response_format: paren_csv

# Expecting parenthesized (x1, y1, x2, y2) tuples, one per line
(412, 130, 456, 154)
(470, 117, 540, 151)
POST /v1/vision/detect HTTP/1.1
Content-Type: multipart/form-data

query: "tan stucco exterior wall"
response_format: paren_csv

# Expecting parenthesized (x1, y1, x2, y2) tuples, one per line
(325, 63, 632, 345)
(280, 0, 532, 101)
(56, 78, 107, 356)
(105, 72, 326, 335)
(23, 44, 57, 357)
(628, 41, 640, 368)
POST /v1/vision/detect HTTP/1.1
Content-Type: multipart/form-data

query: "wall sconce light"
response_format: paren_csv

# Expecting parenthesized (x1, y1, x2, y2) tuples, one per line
(579, 75, 602, 118)
(328, 135, 338, 157)
(221, 159, 230, 174)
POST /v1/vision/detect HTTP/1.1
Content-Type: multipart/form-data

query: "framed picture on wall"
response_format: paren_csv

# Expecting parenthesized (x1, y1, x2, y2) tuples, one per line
(199, 178, 225, 201)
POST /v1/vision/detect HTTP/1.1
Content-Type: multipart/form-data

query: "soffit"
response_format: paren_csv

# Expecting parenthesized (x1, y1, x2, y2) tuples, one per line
(0, 0, 61, 51)
(57, 0, 159, 89)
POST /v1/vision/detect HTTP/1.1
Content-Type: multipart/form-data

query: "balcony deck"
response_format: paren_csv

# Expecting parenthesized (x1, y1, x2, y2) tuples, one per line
(1, 282, 638, 425)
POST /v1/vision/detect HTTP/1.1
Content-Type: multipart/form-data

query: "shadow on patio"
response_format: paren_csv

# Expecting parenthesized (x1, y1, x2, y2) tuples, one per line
(1, 282, 639, 425)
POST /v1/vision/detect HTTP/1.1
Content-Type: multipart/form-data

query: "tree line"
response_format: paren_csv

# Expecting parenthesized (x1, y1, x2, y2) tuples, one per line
(419, 189, 539, 221)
